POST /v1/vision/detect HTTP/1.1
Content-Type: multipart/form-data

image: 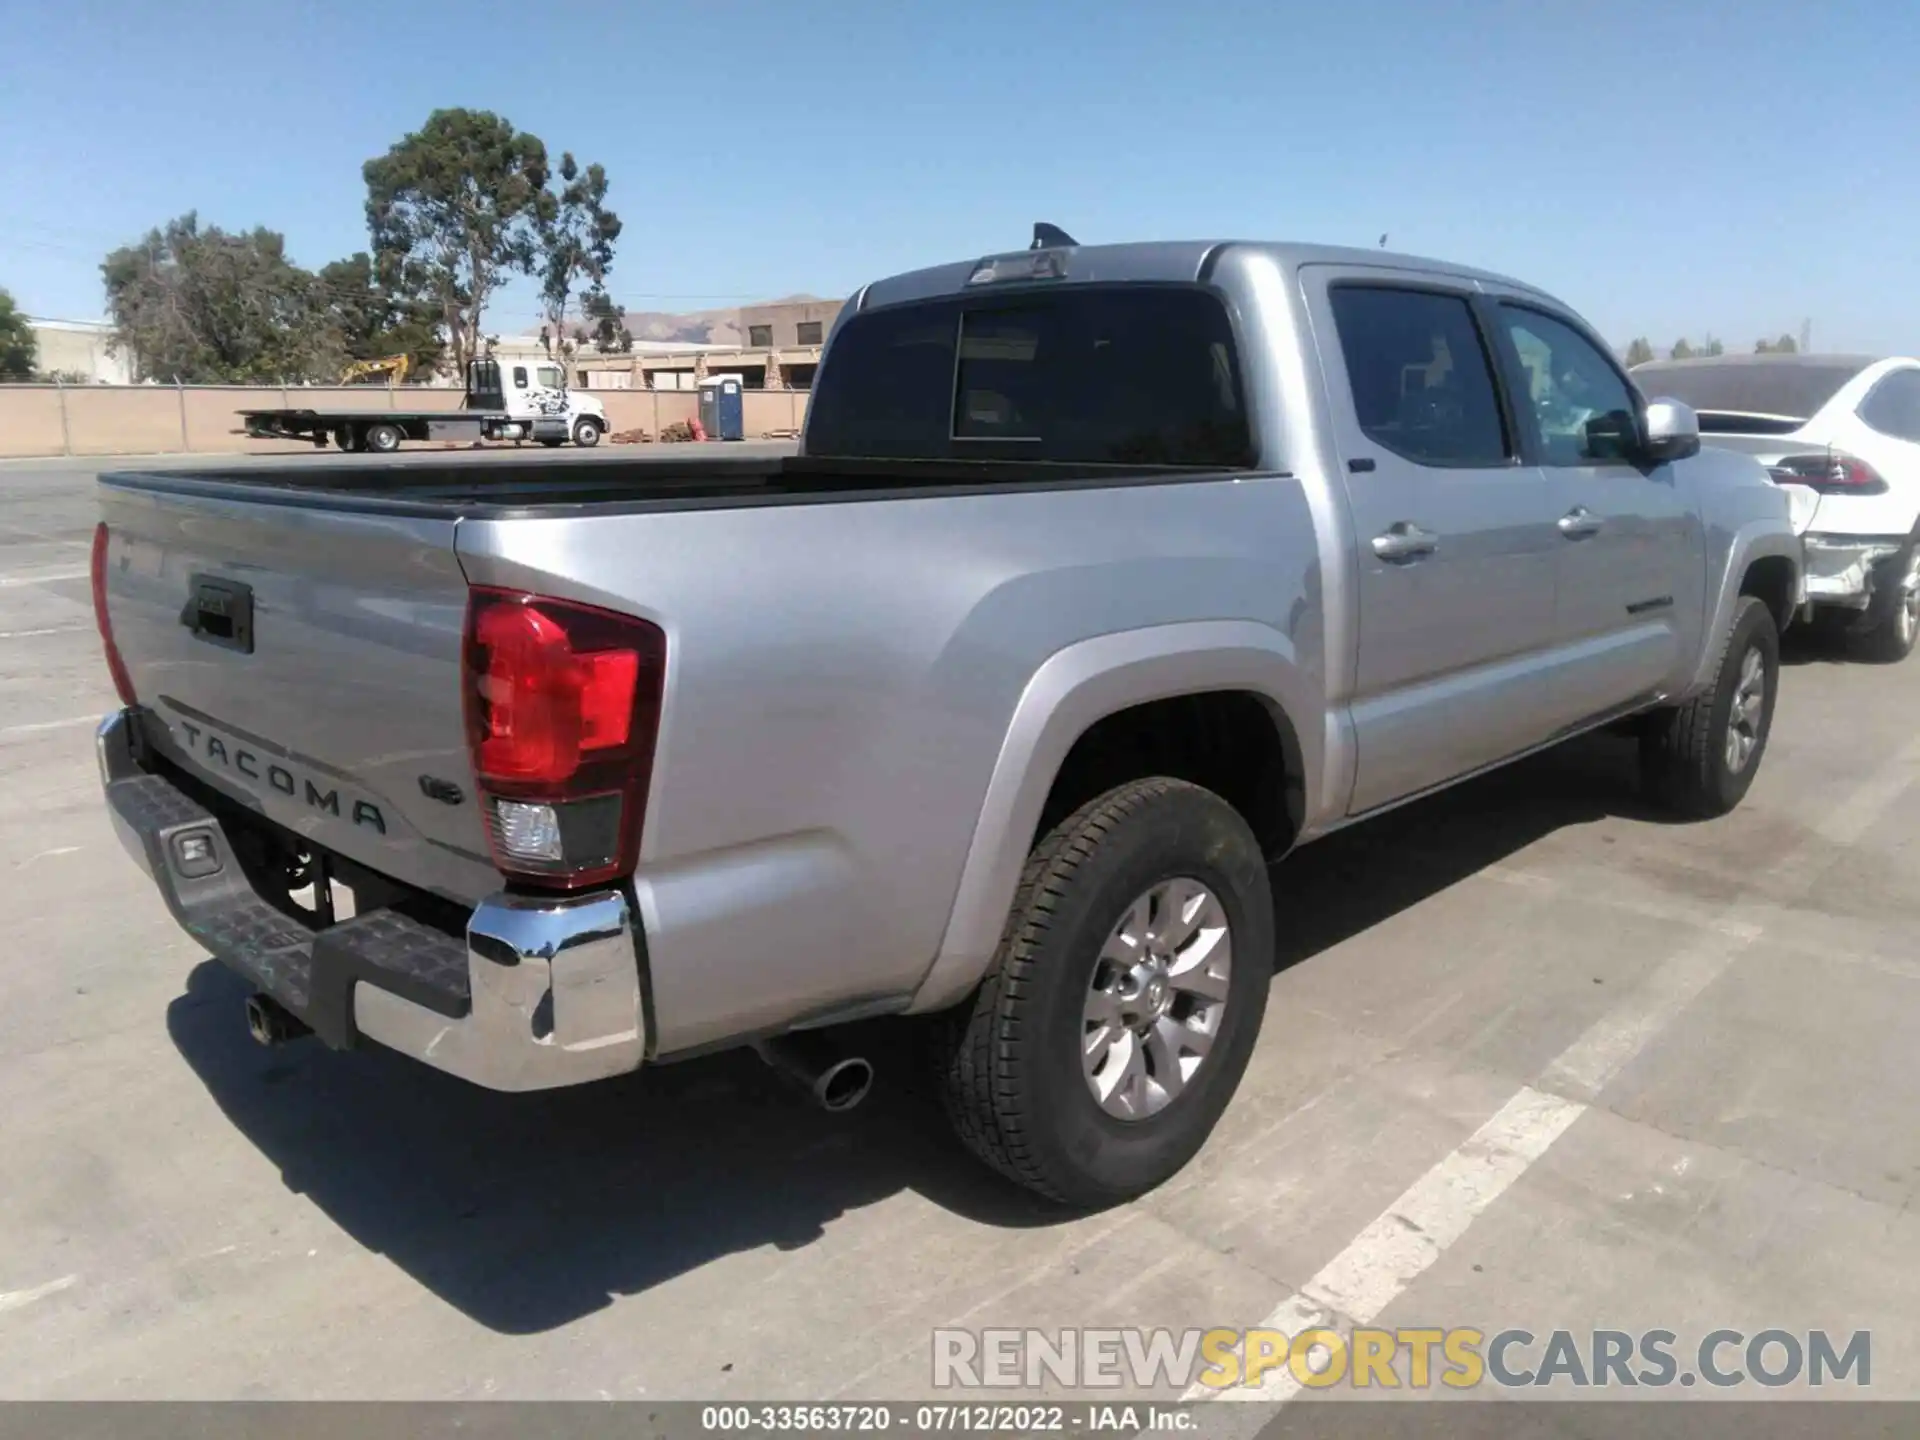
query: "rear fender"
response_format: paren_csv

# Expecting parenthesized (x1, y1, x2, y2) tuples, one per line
(907, 620, 1318, 1013)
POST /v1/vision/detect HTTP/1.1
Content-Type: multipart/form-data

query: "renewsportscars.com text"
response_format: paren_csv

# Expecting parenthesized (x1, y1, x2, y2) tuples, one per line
(932, 1326, 1871, 1391)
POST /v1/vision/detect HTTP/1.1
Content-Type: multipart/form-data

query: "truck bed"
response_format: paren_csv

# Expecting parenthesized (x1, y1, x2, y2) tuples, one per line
(102, 453, 1235, 518)
(93, 447, 1285, 1053)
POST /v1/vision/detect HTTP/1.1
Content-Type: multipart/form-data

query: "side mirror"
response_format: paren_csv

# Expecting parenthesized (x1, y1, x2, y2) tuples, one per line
(1641, 398, 1701, 463)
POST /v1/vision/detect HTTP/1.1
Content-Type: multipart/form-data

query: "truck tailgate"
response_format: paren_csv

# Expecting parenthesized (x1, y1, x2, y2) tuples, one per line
(97, 481, 497, 905)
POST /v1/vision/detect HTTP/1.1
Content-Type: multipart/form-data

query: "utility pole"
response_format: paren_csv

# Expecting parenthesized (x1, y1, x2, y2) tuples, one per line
(1799, 318, 1812, 353)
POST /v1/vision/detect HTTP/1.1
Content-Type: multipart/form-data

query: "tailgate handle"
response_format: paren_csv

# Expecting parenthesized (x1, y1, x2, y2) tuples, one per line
(181, 575, 254, 654)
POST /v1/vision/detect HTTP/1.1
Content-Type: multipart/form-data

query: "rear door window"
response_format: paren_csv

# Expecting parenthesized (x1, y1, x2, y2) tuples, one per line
(805, 287, 1253, 466)
(1327, 286, 1511, 467)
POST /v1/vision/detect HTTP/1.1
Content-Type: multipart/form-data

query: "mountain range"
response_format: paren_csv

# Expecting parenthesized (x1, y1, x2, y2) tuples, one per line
(618, 294, 827, 348)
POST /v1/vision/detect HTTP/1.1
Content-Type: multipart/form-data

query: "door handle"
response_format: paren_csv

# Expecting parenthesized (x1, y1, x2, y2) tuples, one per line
(1558, 506, 1604, 540)
(1371, 522, 1438, 562)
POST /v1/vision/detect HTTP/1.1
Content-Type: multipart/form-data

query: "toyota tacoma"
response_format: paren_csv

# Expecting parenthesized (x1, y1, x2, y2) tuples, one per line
(92, 230, 1802, 1206)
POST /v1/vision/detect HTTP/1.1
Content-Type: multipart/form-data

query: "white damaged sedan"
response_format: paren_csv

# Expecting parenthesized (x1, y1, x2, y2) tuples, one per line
(1633, 353, 1920, 661)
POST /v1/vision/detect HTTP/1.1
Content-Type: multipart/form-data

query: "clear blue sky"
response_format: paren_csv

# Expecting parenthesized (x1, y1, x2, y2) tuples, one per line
(4, 0, 1914, 353)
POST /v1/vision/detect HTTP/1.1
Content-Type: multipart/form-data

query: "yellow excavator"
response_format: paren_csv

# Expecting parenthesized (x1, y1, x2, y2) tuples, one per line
(339, 353, 411, 386)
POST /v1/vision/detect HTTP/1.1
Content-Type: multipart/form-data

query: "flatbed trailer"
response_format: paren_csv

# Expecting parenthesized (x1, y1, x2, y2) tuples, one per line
(237, 406, 595, 453)
(237, 359, 608, 453)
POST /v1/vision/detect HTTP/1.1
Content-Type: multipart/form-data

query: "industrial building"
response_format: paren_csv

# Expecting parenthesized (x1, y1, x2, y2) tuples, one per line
(573, 298, 846, 392)
(25, 318, 131, 384)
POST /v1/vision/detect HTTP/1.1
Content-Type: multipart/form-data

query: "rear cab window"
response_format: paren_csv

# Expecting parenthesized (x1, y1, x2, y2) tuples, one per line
(805, 287, 1255, 468)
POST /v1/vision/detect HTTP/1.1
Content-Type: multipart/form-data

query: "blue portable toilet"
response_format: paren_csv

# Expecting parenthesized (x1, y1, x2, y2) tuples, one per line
(698, 376, 745, 441)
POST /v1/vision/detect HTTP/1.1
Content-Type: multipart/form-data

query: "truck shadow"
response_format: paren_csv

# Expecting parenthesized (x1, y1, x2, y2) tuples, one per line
(1266, 728, 1674, 972)
(1778, 622, 1859, 668)
(166, 968, 1046, 1336)
(164, 730, 1673, 1335)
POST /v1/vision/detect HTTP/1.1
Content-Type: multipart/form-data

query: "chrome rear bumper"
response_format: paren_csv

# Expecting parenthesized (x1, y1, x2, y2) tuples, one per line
(98, 709, 647, 1091)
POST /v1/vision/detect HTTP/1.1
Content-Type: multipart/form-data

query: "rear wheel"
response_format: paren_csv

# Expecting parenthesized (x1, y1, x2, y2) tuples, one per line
(934, 777, 1273, 1207)
(364, 422, 403, 454)
(1855, 545, 1920, 663)
(573, 417, 603, 448)
(1640, 595, 1779, 817)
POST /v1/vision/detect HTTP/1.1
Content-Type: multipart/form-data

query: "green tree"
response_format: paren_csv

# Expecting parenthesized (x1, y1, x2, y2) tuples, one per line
(316, 251, 444, 377)
(1624, 337, 1655, 367)
(1670, 338, 1696, 360)
(0, 288, 35, 380)
(582, 291, 633, 353)
(537, 152, 622, 358)
(363, 109, 550, 377)
(101, 213, 328, 382)
(1702, 336, 1725, 357)
(1772, 333, 1797, 354)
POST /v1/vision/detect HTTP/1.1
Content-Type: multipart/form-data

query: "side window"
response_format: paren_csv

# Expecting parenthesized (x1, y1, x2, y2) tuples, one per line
(1328, 286, 1509, 467)
(511, 365, 529, 390)
(1497, 307, 1639, 465)
(1859, 370, 1920, 444)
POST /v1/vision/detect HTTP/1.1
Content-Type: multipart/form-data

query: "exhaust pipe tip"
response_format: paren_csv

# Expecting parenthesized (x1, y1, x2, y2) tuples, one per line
(814, 1056, 874, 1113)
(756, 1034, 875, 1113)
(243, 995, 273, 1045)
(244, 993, 310, 1047)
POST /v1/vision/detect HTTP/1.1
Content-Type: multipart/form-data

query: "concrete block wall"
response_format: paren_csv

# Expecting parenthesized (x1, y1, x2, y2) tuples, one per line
(0, 385, 812, 459)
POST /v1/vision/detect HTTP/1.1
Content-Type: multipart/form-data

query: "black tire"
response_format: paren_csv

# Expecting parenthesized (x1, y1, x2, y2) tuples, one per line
(1640, 595, 1780, 818)
(364, 422, 403, 454)
(934, 777, 1273, 1208)
(573, 417, 603, 448)
(1852, 544, 1919, 664)
(335, 427, 362, 453)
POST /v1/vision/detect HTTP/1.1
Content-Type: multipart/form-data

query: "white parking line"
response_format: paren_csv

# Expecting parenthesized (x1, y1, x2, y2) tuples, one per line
(1543, 920, 1762, 1102)
(1193, 1088, 1585, 1403)
(0, 714, 99, 739)
(0, 1274, 77, 1316)
(0, 568, 88, 588)
(0, 524, 88, 545)
(1185, 732, 1920, 1411)
(0, 626, 85, 640)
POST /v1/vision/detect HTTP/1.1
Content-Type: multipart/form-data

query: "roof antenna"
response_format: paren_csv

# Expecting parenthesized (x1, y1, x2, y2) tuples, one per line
(1032, 222, 1078, 250)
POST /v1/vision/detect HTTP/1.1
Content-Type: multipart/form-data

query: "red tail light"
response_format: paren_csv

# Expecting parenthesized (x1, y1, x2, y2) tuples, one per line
(463, 587, 666, 890)
(1767, 451, 1887, 495)
(89, 522, 137, 707)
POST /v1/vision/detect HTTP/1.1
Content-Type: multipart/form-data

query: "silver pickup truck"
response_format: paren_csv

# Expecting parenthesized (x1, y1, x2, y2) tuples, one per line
(92, 233, 1801, 1207)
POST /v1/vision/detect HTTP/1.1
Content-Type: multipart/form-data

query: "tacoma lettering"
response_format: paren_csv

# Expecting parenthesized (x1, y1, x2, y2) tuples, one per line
(174, 724, 383, 832)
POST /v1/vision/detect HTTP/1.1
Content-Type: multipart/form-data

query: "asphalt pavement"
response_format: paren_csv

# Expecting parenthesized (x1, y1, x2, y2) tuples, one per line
(3, 451, 1918, 1415)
